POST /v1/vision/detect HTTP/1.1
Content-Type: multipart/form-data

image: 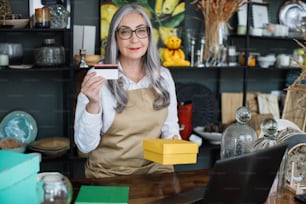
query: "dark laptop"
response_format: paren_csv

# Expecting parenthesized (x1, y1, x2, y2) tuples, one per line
(149, 144, 287, 204)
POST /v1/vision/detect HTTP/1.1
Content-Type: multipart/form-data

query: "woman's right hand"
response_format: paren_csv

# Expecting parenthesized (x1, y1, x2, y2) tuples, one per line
(80, 71, 106, 114)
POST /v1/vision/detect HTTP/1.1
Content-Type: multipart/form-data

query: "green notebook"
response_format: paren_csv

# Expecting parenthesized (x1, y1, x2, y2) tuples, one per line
(75, 185, 129, 204)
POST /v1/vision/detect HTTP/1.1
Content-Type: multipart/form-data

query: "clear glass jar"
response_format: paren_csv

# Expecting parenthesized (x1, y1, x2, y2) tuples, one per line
(34, 38, 65, 67)
(220, 106, 257, 159)
(48, 4, 70, 29)
(37, 172, 73, 204)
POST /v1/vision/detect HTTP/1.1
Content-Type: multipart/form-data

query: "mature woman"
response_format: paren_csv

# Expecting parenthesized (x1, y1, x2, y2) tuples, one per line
(74, 3, 180, 178)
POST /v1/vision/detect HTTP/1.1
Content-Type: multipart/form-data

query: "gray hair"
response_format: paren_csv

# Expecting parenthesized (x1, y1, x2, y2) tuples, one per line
(104, 3, 170, 112)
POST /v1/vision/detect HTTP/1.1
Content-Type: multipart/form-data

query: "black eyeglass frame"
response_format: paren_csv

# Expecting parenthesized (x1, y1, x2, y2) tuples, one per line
(116, 26, 150, 40)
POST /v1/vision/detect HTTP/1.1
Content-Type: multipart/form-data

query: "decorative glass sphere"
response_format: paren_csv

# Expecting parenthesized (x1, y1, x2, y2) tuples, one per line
(261, 118, 278, 138)
(252, 118, 278, 150)
(220, 106, 257, 159)
(37, 172, 73, 204)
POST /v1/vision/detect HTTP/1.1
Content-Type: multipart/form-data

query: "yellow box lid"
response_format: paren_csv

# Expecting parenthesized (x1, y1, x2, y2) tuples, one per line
(142, 139, 198, 154)
(144, 151, 197, 165)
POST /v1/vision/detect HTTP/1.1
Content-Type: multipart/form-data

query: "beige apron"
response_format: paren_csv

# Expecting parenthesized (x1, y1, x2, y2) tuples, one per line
(85, 88, 174, 178)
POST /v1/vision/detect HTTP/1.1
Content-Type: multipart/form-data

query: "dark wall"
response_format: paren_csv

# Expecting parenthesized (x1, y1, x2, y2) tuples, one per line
(73, 0, 101, 53)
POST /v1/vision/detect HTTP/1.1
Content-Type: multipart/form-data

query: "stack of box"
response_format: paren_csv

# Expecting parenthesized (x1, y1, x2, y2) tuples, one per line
(0, 150, 40, 204)
(143, 139, 198, 165)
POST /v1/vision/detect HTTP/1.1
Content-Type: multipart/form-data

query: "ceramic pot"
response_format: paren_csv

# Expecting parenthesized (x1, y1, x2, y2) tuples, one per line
(276, 54, 290, 68)
(34, 38, 65, 67)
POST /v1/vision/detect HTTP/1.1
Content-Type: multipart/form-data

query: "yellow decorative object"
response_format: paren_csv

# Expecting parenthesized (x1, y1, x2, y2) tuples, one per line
(172, 2, 185, 16)
(142, 139, 198, 165)
(162, 35, 190, 67)
(162, 0, 179, 15)
(155, 0, 164, 16)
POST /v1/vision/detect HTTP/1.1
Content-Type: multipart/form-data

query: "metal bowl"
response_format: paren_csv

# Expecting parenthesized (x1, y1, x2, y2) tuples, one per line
(0, 19, 29, 29)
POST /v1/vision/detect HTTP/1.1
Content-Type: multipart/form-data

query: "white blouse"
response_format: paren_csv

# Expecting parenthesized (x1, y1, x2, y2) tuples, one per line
(74, 65, 180, 153)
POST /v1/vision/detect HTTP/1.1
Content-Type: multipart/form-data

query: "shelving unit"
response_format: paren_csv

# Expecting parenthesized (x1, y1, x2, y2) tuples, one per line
(169, 66, 299, 122)
(0, 0, 77, 177)
(0, 28, 73, 65)
(239, 0, 302, 105)
(182, 0, 302, 106)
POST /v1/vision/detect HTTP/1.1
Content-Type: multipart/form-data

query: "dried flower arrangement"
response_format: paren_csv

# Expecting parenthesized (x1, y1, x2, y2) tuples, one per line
(191, 0, 246, 60)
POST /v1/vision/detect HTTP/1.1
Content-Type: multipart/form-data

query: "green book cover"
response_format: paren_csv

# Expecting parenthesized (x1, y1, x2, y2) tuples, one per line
(75, 185, 129, 204)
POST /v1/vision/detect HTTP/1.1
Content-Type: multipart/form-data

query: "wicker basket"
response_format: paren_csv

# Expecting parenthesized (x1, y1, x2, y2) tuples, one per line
(282, 71, 306, 132)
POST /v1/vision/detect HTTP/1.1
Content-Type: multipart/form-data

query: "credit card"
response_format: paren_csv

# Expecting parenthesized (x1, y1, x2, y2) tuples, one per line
(93, 64, 118, 80)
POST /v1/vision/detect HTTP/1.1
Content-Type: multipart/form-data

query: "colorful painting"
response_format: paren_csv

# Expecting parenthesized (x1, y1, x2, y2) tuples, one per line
(100, 0, 185, 60)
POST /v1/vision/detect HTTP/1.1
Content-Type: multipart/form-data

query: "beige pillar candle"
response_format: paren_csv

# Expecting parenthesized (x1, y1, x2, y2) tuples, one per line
(0, 54, 9, 66)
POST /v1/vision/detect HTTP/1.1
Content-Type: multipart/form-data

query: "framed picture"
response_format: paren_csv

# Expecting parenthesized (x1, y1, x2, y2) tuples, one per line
(251, 3, 269, 28)
(100, 0, 185, 59)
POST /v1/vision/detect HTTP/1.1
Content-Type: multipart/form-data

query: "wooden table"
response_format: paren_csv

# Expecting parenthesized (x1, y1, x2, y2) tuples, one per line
(71, 169, 299, 204)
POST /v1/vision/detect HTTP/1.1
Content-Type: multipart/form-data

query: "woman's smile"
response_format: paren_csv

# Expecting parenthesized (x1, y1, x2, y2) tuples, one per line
(129, 47, 141, 51)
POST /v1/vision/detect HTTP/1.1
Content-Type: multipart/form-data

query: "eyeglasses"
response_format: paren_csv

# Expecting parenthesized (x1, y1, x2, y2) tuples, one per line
(116, 26, 150, 40)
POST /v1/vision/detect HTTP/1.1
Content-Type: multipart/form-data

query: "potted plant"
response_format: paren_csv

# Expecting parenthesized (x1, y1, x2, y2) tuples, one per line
(0, 0, 12, 26)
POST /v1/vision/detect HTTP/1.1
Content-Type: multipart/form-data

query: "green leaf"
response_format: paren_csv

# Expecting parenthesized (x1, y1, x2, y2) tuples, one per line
(134, 0, 151, 7)
(134, 0, 154, 13)
(111, 0, 154, 15)
(159, 13, 184, 28)
(112, 0, 129, 7)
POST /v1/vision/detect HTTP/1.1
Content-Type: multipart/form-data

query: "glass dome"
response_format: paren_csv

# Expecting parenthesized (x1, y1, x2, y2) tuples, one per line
(220, 106, 257, 159)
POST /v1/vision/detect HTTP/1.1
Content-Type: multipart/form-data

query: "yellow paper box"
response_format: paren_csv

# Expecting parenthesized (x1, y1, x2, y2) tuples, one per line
(142, 139, 198, 165)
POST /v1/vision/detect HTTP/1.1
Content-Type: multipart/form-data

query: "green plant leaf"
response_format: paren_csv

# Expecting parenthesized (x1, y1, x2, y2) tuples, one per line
(112, 0, 129, 7)
(159, 13, 184, 28)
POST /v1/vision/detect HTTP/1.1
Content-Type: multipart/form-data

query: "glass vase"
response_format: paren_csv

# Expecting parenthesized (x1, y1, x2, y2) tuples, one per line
(37, 172, 73, 204)
(206, 22, 228, 66)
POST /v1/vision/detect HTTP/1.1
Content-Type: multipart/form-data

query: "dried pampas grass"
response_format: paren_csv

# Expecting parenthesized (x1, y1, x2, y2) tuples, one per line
(192, 0, 247, 60)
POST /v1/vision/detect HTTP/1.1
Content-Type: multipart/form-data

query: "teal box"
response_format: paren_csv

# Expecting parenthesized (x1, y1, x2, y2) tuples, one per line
(0, 150, 40, 204)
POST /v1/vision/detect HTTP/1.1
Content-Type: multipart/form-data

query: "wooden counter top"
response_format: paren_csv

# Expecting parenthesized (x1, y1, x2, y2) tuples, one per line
(71, 169, 300, 204)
